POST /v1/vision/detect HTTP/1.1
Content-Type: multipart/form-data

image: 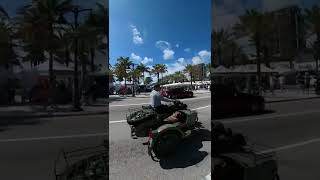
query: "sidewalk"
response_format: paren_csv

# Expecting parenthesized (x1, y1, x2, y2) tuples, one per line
(109, 90, 211, 99)
(264, 89, 320, 103)
(0, 102, 107, 119)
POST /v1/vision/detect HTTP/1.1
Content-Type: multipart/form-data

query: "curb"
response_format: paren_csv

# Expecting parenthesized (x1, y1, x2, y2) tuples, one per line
(266, 96, 320, 103)
(0, 111, 108, 119)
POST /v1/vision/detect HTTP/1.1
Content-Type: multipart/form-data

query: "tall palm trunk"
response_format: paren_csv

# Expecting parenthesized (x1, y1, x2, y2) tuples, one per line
(49, 23, 54, 104)
(255, 36, 262, 95)
(90, 48, 95, 72)
(157, 73, 160, 83)
(190, 72, 193, 90)
(316, 34, 320, 73)
(142, 72, 145, 85)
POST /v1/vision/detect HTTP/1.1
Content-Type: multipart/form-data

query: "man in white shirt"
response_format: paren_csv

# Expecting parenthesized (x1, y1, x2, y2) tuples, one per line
(150, 84, 175, 109)
(150, 84, 183, 123)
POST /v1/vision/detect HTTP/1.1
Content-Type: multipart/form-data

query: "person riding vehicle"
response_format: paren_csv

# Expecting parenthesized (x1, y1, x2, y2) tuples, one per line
(150, 84, 181, 123)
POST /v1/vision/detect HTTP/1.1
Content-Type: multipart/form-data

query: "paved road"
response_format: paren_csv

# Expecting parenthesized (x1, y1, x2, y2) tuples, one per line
(109, 93, 211, 180)
(109, 93, 210, 123)
(0, 115, 107, 180)
(218, 98, 320, 180)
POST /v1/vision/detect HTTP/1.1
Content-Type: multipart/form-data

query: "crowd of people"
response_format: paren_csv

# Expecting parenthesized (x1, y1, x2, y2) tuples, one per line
(214, 71, 320, 96)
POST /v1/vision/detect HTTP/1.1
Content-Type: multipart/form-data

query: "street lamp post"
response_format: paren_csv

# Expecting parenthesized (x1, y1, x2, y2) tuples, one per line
(71, 6, 92, 111)
(126, 64, 137, 97)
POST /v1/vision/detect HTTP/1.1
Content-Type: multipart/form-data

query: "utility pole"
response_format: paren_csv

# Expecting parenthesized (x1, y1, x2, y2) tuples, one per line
(71, 6, 92, 111)
(132, 64, 135, 97)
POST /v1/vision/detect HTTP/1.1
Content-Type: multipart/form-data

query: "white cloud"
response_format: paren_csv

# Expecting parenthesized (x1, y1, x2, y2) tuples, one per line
(163, 49, 175, 60)
(131, 53, 153, 64)
(141, 57, 153, 64)
(177, 57, 185, 64)
(176, 44, 180, 48)
(192, 56, 203, 65)
(184, 48, 191, 52)
(156, 40, 175, 60)
(131, 53, 142, 61)
(155, 40, 171, 50)
(191, 50, 211, 65)
(130, 24, 143, 45)
(165, 58, 187, 76)
(198, 50, 211, 61)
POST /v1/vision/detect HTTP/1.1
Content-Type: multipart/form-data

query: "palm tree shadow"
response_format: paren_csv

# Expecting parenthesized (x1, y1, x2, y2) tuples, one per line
(213, 110, 276, 119)
(159, 128, 211, 169)
(0, 110, 48, 129)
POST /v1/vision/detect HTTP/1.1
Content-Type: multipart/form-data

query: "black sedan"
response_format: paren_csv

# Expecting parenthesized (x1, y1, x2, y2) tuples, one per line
(212, 84, 265, 118)
(161, 88, 193, 99)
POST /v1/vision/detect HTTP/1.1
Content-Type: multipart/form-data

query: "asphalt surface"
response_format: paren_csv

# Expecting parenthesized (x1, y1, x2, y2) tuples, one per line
(217, 98, 320, 180)
(0, 115, 107, 180)
(109, 92, 211, 180)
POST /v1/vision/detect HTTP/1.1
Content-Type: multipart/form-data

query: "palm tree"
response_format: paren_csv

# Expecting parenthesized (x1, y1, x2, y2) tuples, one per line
(305, 5, 320, 72)
(159, 64, 167, 82)
(213, 29, 232, 66)
(131, 68, 142, 85)
(16, 4, 48, 67)
(36, 0, 73, 88)
(84, 1, 107, 72)
(173, 71, 186, 83)
(152, 64, 162, 83)
(0, 6, 18, 68)
(233, 9, 269, 94)
(136, 63, 149, 84)
(16, 0, 73, 103)
(114, 57, 132, 89)
(184, 64, 194, 90)
(0, 6, 8, 19)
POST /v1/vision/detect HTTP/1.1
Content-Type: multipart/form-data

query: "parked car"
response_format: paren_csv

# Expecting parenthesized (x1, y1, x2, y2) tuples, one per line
(161, 87, 193, 99)
(212, 83, 265, 118)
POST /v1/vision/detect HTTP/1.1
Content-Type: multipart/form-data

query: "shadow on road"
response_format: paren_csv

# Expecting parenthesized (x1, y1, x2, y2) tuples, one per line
(0, 110, 47, 128)
(159, 128, 211, 169)
(212, 110, 276, 120)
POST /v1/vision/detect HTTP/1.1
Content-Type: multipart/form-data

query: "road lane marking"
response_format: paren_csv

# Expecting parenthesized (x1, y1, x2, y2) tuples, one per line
(109, 120, 127, 124)
(193, 105, 211, 110)
(258, 137, 320, 154)
(222, 110, 320, 124)
(0, 132, 107, 143)
(109, 96, 210, 107)
(109, 105, 211, 124)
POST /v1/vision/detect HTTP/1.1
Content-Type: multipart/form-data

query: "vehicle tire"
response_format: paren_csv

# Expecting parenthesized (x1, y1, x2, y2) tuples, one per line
(152, 132, 181, 158)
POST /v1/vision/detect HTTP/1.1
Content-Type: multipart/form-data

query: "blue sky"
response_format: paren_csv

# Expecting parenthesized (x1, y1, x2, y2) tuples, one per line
(109, 0, 211, 76)
(0, 0, 99, 21)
